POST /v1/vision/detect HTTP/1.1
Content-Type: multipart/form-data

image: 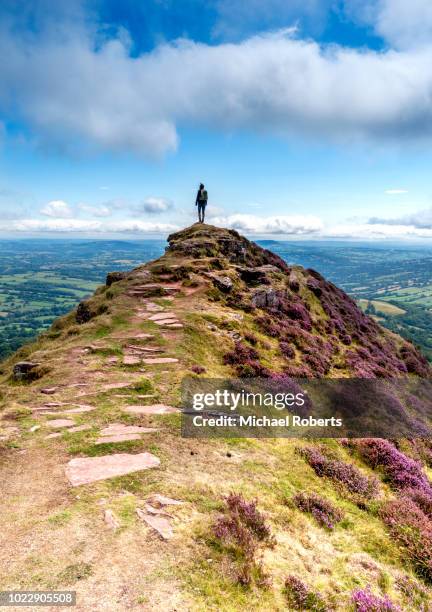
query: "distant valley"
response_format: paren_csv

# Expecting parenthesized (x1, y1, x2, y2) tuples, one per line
(0, 238, 431, 362)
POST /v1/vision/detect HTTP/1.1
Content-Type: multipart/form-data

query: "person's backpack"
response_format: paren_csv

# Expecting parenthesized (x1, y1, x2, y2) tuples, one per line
(201, 189, 208, 201)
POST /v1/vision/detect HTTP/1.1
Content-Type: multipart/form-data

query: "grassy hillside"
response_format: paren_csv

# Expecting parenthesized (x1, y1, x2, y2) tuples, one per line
(0, 224, 431, 611)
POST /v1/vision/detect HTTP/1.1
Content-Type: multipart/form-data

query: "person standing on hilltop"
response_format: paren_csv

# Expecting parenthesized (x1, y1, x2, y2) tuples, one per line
(195, 183, 208, 223)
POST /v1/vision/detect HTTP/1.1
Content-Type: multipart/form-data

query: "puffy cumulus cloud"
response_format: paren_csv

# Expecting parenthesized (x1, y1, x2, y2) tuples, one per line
(2, 14, 432, 157)
(78, 203, 112, 217)
(208, 213, 323, 234)
(345, 0, 432, 50)
(138, 197, 174, 214)
(369, 207, 432, 229)
(0, 218, 178, 234)
(40, 200, 73, 218)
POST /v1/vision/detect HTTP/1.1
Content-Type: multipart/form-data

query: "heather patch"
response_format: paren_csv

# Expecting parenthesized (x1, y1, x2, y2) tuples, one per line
(283, 575, 327, 611)
(380, 498, 432, 583)
(351, 587, 400, 611)
(292, 491, 343, 529)
(212, 492, 275, 587)
(356, 439, 432, 495)
(298, 446, 379, 499)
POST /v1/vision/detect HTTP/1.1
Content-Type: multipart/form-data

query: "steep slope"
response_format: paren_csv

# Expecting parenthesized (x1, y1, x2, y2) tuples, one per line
(0, 223, 431, 611)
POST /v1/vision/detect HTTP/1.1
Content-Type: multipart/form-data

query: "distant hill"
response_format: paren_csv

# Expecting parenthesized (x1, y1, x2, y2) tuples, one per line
(0, 223, 431, 611)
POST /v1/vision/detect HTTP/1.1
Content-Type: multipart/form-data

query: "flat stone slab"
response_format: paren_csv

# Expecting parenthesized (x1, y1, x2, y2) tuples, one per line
(65, 452, 160, 486)
(153, 319, 179, 326)
(96, 433, 141, 444)
(148, 312, 176, 321)
(136, 508, 173, 540)
(102, 382, 131, 391)
(123, 404, 179, 415)
(142, 357, 179, 364)
(146, 302, 164, 312)
(47, 419, 75, 428)
(100, 424, 157, 436)
(60, 405, 94, 414)
(46, 432, 62, 439)
(148, 493, 183, 507)
(166, 324, 183, 329)
(68, 424, 92, 433)
(41, 387, 58, 395)
(125, 345, 163, 353)
(123, 355, 141, 366)
(106, 356, 119, 364)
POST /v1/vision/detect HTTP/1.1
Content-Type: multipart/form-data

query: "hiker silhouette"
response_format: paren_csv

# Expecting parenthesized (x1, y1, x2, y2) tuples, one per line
(195, 183, 208, 223)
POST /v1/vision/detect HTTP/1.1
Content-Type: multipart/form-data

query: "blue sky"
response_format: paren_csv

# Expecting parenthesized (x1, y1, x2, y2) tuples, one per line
(1, 0, 432, 239)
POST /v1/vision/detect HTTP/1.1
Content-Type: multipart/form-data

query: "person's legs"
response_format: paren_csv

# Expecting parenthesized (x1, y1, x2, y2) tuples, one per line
(202, 203, 206, 222)
(198, 202, 204, 222)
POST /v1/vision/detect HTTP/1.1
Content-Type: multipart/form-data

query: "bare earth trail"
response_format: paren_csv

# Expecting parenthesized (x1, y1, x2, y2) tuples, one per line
(0, 224, 431, 611)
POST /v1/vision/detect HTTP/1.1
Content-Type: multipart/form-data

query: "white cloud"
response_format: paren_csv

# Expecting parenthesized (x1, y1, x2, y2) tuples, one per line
(138, 197, 173, 214)
(208, 213, 323, 234)
(369, 207, 432, 229)
(385, 189, 408, 194)
(345, 0, 432, 50)
(2, 16, 432, 157)
(40, 200, 73, 218)
(327, 222, 432, 239)
(0, 218, 177, 234)
(78, 203, 112, 217)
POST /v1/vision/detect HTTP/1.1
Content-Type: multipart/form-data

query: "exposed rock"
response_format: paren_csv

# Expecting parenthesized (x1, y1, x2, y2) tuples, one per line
(238, 267, 268, 284)
(58, 406, 94, 414)
(68, 424, 92, 433)
(96, 433, 141, 444)
(46, 419, 75, 428)
(76, 301, 95, 324)
(123, 404, 179, 415)
(205, 272, 233, 292)
(13, 361, 40, 381)
(100, 424, 157, 436)
(46, 432, 62, 439)
(148, 493, 183, 507)
(104, 509, 120, 530)
(65, 452, 160, 486)
(148, 312, 177, 321)
(166, 323, 183, 329)
(251, 287, 286, 309)
(136, 508, 173, 540)
(123, 355, 141, 366)
(105, 271, 127, 287)
(146, 302, 164, 312)
(142, 357, 179, 364)
(41, 387, 58, 395)
(29, 425, 41, 433)
(153, 318, 179, 326)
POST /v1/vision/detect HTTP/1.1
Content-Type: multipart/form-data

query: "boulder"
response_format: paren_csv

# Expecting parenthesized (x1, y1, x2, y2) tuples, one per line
(75, 301, 94, 324)
(13, 361, 40, 381)
(106, 271, 127, 286)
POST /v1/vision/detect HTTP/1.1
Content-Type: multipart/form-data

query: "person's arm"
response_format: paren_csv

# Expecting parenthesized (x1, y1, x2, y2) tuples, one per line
(195, 189, 200, 205)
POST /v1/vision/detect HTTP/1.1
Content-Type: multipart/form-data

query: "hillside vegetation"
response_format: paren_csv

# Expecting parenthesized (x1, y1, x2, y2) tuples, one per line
(0, 223, 431, 611)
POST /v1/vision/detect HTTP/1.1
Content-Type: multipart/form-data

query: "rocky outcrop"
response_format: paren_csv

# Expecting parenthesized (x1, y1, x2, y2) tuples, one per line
(13, 361, 40, 381)
(106, 271, 127, 286)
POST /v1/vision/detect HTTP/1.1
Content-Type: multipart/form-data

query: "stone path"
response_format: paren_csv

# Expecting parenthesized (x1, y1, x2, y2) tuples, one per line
(142, 357, 179, 364)
(123, 404, 179, 415)
(65, 452, 160, 486)
(47, 419, 76, 428)
(95, 423, 159, 445)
